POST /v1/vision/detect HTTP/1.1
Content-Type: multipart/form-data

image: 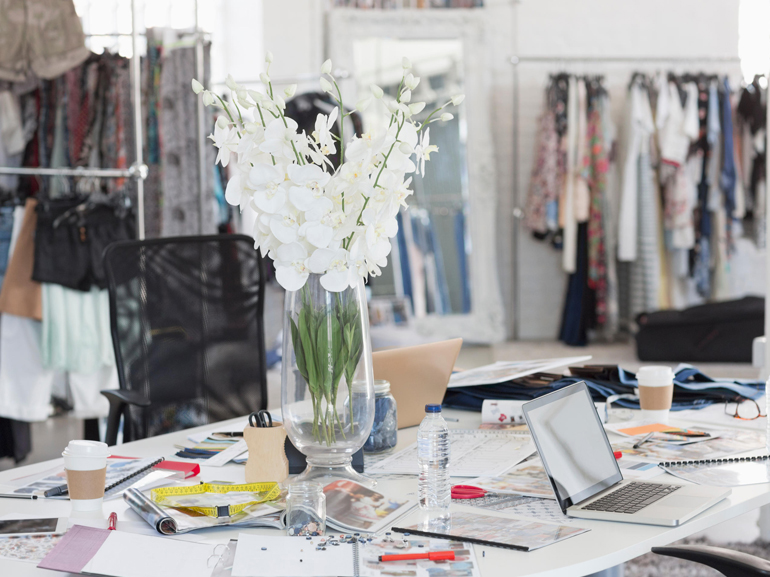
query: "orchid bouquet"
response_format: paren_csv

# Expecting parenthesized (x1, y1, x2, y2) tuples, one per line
(192, 53, 463, 293)
(193, 54, 462, 446)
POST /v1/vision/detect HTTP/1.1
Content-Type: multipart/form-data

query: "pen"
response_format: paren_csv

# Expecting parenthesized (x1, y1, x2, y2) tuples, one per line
(108, 512, 118, 531)
(0, 493, 38, 500)
(633, 432, 655, 449)
(44, 484, 69, 498)
(379, 551, 455, 562)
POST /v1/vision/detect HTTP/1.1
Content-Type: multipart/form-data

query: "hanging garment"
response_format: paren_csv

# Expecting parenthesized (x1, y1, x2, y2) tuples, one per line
(0, 0, 91, 82)
(0, 198, 42, 320)
(561, 76, 579, 273)
(559, 222, 593, 346)
(160, 41, 216, 236)
(618, 79, 655, 261)
(525, 110, 560, 235)
(586, 103, 608, 326)
(599, 93, 620, 338)
(574, 81, 591, 223)
(659, 81, 699, 167)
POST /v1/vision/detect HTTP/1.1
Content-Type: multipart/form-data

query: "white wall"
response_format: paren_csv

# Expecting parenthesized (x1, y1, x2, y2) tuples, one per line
(507, 0, 742, 339)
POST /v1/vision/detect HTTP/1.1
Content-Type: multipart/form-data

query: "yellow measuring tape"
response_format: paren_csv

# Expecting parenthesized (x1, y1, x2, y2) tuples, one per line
(151, 482, 281, 518)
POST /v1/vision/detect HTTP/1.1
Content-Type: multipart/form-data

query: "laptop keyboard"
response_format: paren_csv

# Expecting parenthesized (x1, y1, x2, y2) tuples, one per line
(580, 482, 681, 514)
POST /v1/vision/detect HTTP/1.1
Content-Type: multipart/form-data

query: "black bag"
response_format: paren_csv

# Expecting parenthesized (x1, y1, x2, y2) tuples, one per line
(33, 198, 135, 291)
(635, 297, 764, 363)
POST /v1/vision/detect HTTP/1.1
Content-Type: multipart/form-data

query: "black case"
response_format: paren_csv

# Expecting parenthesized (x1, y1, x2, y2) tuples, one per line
(284, 439, 364, 474)
(635, 297, 764, 362)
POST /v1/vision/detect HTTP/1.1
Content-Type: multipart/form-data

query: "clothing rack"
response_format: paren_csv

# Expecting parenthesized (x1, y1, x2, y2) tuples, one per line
(215, 69, 353, 88)
(509, 53, 743, 339)
(0, 0, 213, 241)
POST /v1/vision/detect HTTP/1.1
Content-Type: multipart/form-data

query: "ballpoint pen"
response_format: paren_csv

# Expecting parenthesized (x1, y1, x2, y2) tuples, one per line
(0, 493, 38, 500)
(633, 432, 655, 449)
(380, 551, 455, 562)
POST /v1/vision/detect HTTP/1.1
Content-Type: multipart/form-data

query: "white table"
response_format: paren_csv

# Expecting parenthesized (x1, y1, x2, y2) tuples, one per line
(1, 408, 768, 577)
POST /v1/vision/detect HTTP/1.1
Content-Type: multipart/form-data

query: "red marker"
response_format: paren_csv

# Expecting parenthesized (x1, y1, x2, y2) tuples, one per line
(614, 451, 623, 460)
(108, 512, 118, 531)
(379, 551, 455, 562)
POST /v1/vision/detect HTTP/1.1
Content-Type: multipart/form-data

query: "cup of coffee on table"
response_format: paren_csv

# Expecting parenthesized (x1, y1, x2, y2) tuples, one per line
(63, 440, 110, 512)
(636, 366, 674, 424)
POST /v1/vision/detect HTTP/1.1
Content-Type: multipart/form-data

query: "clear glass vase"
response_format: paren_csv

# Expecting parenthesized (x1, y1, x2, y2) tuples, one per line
(281, 273, 376, 488)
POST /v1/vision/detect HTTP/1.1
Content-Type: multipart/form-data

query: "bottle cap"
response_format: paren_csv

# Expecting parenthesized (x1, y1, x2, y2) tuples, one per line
(425, 404, 441, 413)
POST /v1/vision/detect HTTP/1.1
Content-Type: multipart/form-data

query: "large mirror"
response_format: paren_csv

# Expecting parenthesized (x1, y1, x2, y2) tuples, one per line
(329, 10, 505, 343)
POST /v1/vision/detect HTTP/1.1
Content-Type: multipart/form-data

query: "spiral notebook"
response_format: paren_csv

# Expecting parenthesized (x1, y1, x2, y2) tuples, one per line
(393, 511, 589, 552)
(660, 455, 770, 487)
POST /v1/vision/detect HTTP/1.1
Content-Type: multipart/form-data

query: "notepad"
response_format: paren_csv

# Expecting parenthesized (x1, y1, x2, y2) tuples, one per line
(38, 525, 214, 577)
(660, 455, 770, 487)
(232, 534, 356, 577)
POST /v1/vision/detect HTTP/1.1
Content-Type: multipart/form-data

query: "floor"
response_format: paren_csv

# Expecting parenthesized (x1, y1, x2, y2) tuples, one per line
(1, 339, 765, 551)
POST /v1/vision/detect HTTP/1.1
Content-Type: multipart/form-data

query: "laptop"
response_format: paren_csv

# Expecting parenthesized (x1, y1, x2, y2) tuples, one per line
(373, 338, 463, 428)
(522, 382, 730, 526)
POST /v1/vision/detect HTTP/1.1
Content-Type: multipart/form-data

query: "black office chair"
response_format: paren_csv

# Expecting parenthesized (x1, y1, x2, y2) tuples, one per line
(653, 545, 770, 576)
(100, 235, 267, 445)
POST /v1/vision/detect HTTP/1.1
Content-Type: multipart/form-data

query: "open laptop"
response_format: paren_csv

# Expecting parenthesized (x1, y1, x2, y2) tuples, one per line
(373, 338, 463, 428)
(522, 382, 730, 526)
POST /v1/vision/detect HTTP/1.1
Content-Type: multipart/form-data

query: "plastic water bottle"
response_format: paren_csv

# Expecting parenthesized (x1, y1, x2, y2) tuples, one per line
(417, 404, 450, 511)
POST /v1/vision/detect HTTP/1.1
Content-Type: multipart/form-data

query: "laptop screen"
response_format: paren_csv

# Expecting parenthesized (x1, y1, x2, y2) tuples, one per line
(523, 382, 622, 512)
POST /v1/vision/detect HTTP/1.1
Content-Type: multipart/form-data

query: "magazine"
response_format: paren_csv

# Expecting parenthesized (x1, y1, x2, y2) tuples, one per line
(124, 487, 285, 535)
(447, 356, 591, 388)
(323, 480, 416, 533)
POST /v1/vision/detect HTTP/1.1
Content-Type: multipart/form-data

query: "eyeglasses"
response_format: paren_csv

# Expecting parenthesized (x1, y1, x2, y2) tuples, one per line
(724, 398, 766, 421)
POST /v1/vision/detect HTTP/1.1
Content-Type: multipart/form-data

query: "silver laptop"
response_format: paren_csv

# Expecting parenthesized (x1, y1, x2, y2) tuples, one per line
(522, 382, 731, 526)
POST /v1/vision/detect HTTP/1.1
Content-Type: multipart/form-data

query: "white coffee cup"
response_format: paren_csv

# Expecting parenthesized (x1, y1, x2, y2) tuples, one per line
(62, 440, 110, 512)
(636, 366, 674, 424)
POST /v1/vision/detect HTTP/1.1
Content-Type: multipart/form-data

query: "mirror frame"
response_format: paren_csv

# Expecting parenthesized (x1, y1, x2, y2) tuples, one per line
(328, 9, 506, 343)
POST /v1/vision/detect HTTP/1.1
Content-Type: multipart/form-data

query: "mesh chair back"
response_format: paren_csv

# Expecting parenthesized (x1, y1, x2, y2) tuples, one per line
(103, 235, 267, 440)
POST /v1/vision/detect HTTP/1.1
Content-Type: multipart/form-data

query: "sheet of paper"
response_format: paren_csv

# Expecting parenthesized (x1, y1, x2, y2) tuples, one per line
(613, 428, 765, 462)
(366, 430, 536, 477)
(663, 460, 770, 487)
(232, 534, 355, 577)
(205, 439, 249, 467)
(447, 356, 591, 388)
(359, 538, 481, 577)
(323, 480, 416, 534)
(83, 530, 214, 577)
(37, 525, 110, 573)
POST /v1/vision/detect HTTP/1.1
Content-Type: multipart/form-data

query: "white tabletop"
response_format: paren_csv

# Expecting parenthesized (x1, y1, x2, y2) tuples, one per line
(1, 407, 768, 577)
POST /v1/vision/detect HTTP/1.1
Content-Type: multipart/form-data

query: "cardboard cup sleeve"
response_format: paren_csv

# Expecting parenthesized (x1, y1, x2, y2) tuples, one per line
(65, 467, 107, 500)
(638, 384, 674, 411)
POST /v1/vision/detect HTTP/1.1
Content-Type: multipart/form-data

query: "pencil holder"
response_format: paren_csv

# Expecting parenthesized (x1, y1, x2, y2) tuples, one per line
(244, 422, 289, 484)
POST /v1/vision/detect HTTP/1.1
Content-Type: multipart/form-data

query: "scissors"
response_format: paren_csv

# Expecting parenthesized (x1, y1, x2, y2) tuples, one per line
(249, 410, 273, 428)
(451, 485, 489, 500)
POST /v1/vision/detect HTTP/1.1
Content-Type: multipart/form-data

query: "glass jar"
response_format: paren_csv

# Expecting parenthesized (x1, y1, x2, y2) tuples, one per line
(281, 274, 376, 488)
(363, 380, 397, 453)
(285, 482, 326, 536)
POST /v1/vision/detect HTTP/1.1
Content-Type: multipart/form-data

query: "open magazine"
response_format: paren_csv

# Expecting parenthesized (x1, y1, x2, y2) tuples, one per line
(323, 480, 416, 533)
(124, 487, 285, 534)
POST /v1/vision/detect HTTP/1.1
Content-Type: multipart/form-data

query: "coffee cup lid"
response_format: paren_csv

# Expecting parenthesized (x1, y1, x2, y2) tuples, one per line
(62, 440, 110, 459)
(637, 366, 674, 384)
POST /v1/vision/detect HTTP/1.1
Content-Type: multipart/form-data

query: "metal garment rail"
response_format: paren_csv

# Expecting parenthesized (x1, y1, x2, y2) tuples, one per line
(509, 54, 742, 339)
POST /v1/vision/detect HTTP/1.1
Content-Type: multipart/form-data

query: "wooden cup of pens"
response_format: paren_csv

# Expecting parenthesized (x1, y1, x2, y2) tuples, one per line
(244, 411, 289, 484)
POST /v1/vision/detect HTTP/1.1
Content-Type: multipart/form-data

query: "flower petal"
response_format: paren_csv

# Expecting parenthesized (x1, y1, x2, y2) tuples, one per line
(308, 248, 337, 273)
(276, 266, 309, 291)
(320, 270, 351, 292)
(275, 241, 307, 264)
(253, 188, 286, 213)
(305, 223, 334, 249)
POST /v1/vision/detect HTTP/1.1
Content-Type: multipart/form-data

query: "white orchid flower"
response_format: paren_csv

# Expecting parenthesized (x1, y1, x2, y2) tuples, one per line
(404, 74, 420, 91)
(208, 123, 239, 167)
(308, 248, 355, 292)
(225, 74, 238, 91)
(260, 72, 270, 85)
(202, 91, 214, 106)
(371, 84, 384, 99)
(451, 94, 465, 106)
(269, 205, 301, 244)
(224, 173, 250, 213)
(441, 113, 454, 122)
(320, 77, 333, 94)
(402, 57, 412, 70)
(265, 51, 274, 64)
(414, 128, 438, 175)
(299, 198, 335, 249)
(409, 102, 426, 115)
(260, 117, 301, 160)
(249, 164, 287, 213)
(287, 164, 332, 214)
(284, 84, 297, 98)
(356, 96, 372, 112)
(362, 207, 397, 261)
(400, 89, 412, 103)
(345, 131, 389, 165)
(191, 79, 204, 94)
(311, 108, 338, 156)
(274, 242, 310, 291)
(321, 59, 333, 75)
(248, 89, 263, 104)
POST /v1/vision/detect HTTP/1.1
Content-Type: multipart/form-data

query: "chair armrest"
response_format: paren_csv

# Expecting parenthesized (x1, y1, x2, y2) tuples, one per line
(100, 390, 151, 446)
(100, 390, 151, 407)
(652, 545, 770, 577)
